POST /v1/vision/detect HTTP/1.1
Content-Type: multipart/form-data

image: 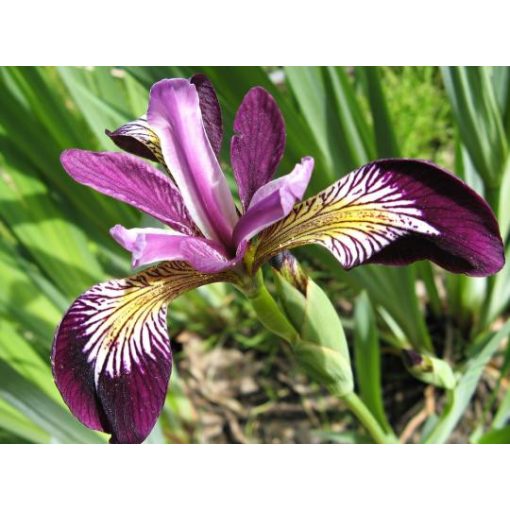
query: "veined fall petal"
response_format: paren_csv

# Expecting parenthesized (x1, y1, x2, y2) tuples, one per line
(61, 149, 198, 236)
(106, 116, 163, 163)
(51, 262, 238, 444)
(147, 78, 238, 247)
(254, 159, 504, 276)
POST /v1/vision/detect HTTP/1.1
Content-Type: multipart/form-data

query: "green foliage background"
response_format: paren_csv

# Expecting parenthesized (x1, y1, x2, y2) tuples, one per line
(0, 66, 509, 443)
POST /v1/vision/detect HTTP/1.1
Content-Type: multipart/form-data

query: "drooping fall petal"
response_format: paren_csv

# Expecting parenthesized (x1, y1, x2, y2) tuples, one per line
(147, 78, 238, 247)
(232, 157, 314, 247)
(111, 225, 245, 273)
(255, 159, 504, 276)
(191, 74, 223, 157)
(61, 150, 198, 236)
(51, 262, 237, 444)
(231, 87, 286, 211)
(106, 116, 163, 163)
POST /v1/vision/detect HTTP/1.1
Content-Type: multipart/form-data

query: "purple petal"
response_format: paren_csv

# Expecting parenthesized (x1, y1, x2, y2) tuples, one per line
(105, 116, 163, 163)
(51, 262, 237, 443)
(231, 87, 286, 210)
(255, 159, 504, 277)
(191, 74, 223, 157)
(147, 78, 238, 248)
(52, 271, 172, 443)
(232, 157, 314, 247)
(111, 225, 244, 273)
(367, 160, 504, 275)
(61, 150, 198, 236)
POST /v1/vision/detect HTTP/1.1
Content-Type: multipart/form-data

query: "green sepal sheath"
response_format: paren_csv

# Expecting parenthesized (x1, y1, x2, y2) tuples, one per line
(273, 268, 354, 397)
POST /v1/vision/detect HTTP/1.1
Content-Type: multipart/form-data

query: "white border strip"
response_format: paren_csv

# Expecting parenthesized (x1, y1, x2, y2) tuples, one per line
(1, 445, 509, 509)
(1, 1, 508, 64)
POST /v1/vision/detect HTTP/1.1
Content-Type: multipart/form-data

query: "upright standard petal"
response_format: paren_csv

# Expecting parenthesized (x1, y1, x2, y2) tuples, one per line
(147, 78, 238, 247)
(232, 157, 314, 247)
(191, 74, 223, 157)
(111, 225, 244, 273)
(231, 87, 286, 210)
(106, 116, 163, 163)
(254, 159, 504, 276)
(61, 150, 198, 235)
(52, 262, 238, 443)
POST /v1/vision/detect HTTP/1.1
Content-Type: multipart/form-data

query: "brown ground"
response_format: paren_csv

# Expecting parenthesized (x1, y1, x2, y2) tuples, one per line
(167, 328, 503, 444)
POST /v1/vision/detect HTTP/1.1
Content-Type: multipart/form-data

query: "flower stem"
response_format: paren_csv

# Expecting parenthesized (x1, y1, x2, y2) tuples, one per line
(241, 270, 299, 344)
(342, 392, 399, 444)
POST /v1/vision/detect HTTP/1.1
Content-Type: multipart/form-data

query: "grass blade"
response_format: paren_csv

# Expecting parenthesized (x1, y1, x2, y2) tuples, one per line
(353, 292, 393, 434)
(424, 320, 510, 443)
(0, 360, 105, 443)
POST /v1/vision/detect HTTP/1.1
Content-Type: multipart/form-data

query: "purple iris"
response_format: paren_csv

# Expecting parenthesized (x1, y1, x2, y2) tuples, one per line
(63, 77, 311, 273)
(52, 75, 504, 443)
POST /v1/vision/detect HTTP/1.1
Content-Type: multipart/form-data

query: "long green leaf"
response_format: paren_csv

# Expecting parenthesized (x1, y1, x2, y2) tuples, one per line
(0, 360, 105, 443)
(0, 147, 105, 297)
(441, 66, 507, 189)
(0, 400, 49, 443)
(424, 320, 510, 443)
(353, 292, 393, 434)
(477, 425, 510, 444)
(356, 66, 400, 157)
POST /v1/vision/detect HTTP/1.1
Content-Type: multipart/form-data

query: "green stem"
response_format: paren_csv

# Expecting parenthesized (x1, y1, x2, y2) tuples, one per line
(342, 392, 399, 444)
(241, 270, 299, 344)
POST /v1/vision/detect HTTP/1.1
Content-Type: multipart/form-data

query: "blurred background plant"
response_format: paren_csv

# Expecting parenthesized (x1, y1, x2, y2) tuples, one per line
(0, 66, 509, 444)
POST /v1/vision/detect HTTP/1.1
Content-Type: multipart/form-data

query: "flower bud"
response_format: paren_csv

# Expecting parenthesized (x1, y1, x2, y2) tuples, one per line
(270, 251, 308, 295)
(272, 252, 353, 397)
(402, 349, 456, 389)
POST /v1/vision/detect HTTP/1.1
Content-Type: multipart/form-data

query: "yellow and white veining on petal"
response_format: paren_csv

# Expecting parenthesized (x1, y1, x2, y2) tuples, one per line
(70, 262, 235, 386)
(255, 163, 439, 269)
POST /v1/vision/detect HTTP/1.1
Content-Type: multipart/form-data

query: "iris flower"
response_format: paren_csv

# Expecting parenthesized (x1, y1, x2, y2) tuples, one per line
(52, 75, 504, 443)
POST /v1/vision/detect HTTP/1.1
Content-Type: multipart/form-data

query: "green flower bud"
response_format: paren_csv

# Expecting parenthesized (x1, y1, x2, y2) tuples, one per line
(402, 349, 456, 389)
(272, 252, 353, 397)
(270, 251, 308, 295)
